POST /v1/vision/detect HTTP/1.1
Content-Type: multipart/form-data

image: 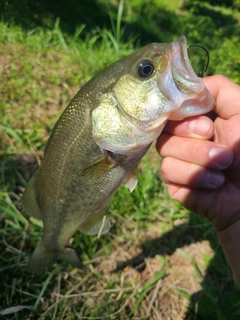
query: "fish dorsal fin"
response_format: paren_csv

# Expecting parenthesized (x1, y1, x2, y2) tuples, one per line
(78, 154, 117, 183)
(124, 166, 138, 192)
(79, 211, 111, 236)
(21, 173, 42, 220)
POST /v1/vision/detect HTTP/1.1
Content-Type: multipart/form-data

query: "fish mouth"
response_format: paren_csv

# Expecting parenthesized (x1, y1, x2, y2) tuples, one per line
(165, 36, 215, 120)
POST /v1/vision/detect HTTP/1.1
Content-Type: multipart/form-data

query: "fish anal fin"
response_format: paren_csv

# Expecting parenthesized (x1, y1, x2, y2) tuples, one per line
(59, 247, 82, 269)
(21, 174, 42, 220)
(124, 166, 138, 192)
(79, 211, 111, 236)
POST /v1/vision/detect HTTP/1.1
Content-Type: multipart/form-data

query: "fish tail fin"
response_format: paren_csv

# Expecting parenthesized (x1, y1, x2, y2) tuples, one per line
(27, 241, 57, 273)
(27, 242, 81, 273)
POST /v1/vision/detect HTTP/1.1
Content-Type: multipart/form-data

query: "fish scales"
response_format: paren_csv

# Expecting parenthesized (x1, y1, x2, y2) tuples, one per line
(22, 36, 215, 272)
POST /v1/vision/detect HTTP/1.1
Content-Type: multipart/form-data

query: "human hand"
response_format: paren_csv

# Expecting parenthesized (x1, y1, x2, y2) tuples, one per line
(157, 75, 240, 232)
(156, 75, 240, 284)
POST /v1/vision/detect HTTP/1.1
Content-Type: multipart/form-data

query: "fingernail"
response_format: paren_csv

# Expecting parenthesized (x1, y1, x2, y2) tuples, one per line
(209, 148, 233, 169)
(207, 171, 225, 188)
(188, 119, 211, 137)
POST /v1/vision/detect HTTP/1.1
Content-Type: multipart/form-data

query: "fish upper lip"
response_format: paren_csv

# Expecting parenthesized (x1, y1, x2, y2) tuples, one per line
(171, 36, 188, 61)
(171, 35, 198, 81)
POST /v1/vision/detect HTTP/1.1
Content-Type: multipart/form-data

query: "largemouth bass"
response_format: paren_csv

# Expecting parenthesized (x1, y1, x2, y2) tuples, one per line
(22, 36, 214, 272)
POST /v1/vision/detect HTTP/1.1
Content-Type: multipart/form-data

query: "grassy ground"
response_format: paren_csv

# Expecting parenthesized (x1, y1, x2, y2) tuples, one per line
(1, 0, 240, 319)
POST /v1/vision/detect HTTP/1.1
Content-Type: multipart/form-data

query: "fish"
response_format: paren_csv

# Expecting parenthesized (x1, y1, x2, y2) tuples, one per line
(22, 35, 215, 273)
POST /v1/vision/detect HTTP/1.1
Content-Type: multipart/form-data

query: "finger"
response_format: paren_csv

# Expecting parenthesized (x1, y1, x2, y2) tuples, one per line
(163, 183, 216, 220)
(163, 116, 214, 139)
(157, 134, 234, 170)
(164, 183, 199, 208)
(161, 157, 225, 188)
(203, 75, 240, 119)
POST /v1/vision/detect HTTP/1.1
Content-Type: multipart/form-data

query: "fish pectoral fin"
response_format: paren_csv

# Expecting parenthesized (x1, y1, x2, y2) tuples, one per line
(78, 154, 117, 182)
(21, 173, 42, 220)
(124, 166, 138, 192)
(79, 211, 111, 236)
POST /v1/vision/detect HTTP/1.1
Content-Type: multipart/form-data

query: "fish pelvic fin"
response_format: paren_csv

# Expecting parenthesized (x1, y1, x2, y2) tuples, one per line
(27, 241, 81, 273)
(79, 211, 111, 236)
(21, 173, 42, 220)
(124, 165, 138, 192)
(58, 248, 82, 269)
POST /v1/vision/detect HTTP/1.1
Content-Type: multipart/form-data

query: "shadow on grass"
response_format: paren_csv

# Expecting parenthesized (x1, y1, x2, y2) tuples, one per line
(114, 213, 239, 319)
(1, 0, 112, 34)
(1, 0, 179, 43)
(1, 0, 239, 46)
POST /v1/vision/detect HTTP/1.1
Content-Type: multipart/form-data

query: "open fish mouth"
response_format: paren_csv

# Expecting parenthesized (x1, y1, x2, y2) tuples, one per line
(165, 36, 215, 120)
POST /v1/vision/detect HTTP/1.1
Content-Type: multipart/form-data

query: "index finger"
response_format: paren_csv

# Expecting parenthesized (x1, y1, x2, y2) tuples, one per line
(163, 115, 214, 139)
(202, 75, 240, 119)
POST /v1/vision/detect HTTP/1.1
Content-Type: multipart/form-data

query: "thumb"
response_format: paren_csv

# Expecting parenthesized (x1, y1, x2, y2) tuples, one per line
(202, 75, 240, 120)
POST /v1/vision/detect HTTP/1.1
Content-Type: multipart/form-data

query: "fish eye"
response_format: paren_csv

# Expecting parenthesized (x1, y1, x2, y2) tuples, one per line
(137, 60, 154, 78)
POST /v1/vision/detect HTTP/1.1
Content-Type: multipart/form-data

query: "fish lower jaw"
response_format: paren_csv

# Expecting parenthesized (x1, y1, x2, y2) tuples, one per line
(168, 89, 215, 120)
(95, 137, 150, 155)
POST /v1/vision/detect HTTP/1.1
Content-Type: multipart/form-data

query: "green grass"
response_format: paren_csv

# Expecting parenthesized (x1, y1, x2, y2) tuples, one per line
(1, 0, 240, 319)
